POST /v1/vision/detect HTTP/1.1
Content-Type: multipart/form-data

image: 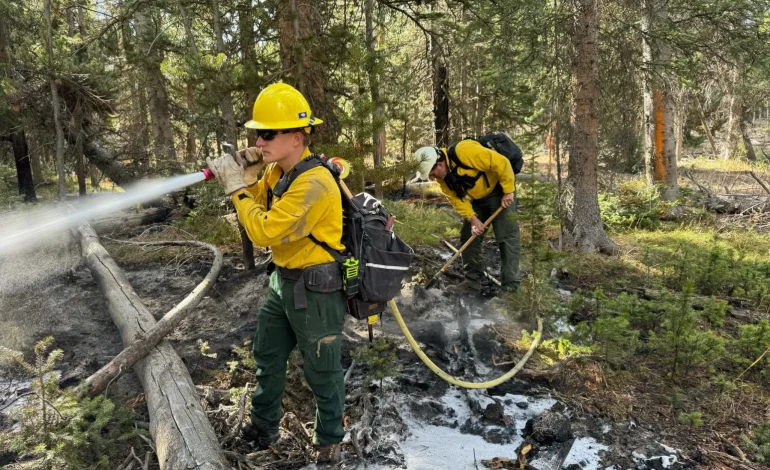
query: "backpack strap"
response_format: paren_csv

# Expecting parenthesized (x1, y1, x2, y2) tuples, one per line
(264, 154, 348, 262)
(308, 233, 346, 263)
(446, 142, 489, 189)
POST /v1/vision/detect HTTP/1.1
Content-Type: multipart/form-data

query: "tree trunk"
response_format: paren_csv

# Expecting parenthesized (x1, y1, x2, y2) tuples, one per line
(641, 0, 677, 200)
(30, 152, 45, 185)
(696, 97, 719, 157)
(432, 33, 449, 147)
(365, 0, 385, 198)
(675, 98, 685, 162)
(564, 0, 616, 254)
(741, 106, 757, 162)
(723, 68, 742, 161)
(238, 0, 259, 129)
(75, 140, 87, 195)
(211, 0, 238, 146)
(78, 224, 230, 470)
(44, 0, 66, 201)
(135, 9, 176, 164)
(277, 0, 339, 144)
(68, 133, 137, 186)
(10, 131, 37, 202)
(120, 2, 150, 168)
(67, 3, 87, 196)
(89, 164, 100, 189)
(179, 3, 199, 163)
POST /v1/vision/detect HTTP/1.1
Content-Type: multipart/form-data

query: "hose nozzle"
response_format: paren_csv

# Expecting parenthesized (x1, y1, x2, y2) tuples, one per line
(201, 168, 215, 181)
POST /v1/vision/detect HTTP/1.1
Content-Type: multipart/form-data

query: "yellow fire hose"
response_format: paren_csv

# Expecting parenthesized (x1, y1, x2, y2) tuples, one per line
(331, 162, 541, 389)
(388, 299, 543, 389)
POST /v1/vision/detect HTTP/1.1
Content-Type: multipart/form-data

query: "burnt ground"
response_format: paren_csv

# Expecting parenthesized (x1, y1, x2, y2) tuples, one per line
(0, 232, 728, 470)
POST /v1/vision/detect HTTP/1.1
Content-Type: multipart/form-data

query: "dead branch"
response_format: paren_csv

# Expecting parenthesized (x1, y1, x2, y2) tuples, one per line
(749, 171, 770, 195)
(77, 239, 223, 398)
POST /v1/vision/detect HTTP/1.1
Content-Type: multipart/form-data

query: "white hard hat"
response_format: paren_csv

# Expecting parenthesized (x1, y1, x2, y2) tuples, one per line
(413, 147, 439, 180)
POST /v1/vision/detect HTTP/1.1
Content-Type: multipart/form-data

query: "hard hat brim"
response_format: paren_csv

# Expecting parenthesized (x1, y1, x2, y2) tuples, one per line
(244, 117, 324, 130)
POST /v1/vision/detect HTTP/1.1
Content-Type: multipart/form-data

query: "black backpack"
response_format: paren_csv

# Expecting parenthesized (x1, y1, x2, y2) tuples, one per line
(443, 131, 523, 198)
(269, 154, 414, 320)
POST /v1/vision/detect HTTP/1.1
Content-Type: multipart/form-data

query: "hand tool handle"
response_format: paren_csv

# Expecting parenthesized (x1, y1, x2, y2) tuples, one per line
(425, 206, 504, 289)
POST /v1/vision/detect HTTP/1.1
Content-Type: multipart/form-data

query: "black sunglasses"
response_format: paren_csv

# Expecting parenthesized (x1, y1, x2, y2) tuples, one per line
(256, 129, 298, 141)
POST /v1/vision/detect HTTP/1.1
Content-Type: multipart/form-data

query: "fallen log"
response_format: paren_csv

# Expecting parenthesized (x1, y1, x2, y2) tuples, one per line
(704, 194, 770, 214)
(78, 223, 230, 470)
(77, 239, 223, 398)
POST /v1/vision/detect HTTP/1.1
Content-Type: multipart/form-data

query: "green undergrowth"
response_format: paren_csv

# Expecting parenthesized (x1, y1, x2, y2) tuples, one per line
(560, 225, 770, 312)
(386, 200, 460, 247)
(0, 337, 143, 469)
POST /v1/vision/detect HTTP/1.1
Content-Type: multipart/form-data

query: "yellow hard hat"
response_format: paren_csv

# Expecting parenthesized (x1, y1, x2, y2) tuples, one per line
(244, 83, 323, 130)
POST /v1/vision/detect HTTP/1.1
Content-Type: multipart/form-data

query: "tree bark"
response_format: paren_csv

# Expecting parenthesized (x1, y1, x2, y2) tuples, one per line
(78, 224, 229, 470)
(135, 8, 176, 164)
(120, 1, 151, 168)
(277, 0, 339, 144)
(238, 0, 258, 127)
(365, 0, 385, 198)
(211, 0, 238, 146)
(741, 106, 756, 162)
(44, 0, 66, 201)
(179, 2, 199, 163)
(723, 68, 743, 161)
(10, 131, 37, 202)
(67, 5, 87, 196)
(432, 33, 449, 147)
(89, 163, 99, 189)
(564, 0, 616, 254)
(641, 0, 677, 200)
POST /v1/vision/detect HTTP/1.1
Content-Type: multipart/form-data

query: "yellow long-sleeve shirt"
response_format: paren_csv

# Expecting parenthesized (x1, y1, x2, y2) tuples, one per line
(436, 140, 516, 220)
(231, 150, 344, 269)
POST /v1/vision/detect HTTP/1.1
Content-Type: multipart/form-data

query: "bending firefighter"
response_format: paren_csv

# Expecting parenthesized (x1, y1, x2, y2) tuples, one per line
(206, 83, 345, 463)
(413, 142, 521, 294)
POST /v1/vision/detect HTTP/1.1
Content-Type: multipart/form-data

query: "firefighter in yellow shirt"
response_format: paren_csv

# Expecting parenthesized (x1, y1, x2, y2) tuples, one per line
(413, 142, 521, 294)
(206, 83, 344, 463)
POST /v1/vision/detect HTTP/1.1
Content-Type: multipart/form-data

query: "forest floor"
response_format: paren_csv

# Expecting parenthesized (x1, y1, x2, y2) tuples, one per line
(3, 157, 770, 469)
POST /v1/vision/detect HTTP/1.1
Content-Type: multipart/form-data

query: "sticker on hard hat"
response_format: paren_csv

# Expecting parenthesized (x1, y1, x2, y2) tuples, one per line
(298, 112, 308, 118)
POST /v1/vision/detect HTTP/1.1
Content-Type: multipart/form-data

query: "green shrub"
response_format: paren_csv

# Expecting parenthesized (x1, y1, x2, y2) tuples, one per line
(0, 338, 141, 469)
(710, 373, 737, 394)
(731, 320, 770, 376)
(351, 337, 402, 387)
(649, 282, 726, 380)
(677, 411, 704, 428)
(599, 180, 663, 232)
(699, 297, 728, 328)
(743, 423, 770, 463)
(386, 200, 460, 247)
(173, 212, 241, 246)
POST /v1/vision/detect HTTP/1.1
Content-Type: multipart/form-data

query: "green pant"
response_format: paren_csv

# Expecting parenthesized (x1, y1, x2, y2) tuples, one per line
(460, 185, 521, 291)
(251, 271, 346, 446)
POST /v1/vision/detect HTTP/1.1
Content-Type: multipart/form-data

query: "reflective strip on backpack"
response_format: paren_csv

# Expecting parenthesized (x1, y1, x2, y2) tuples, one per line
(366, 263, 409, 270)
